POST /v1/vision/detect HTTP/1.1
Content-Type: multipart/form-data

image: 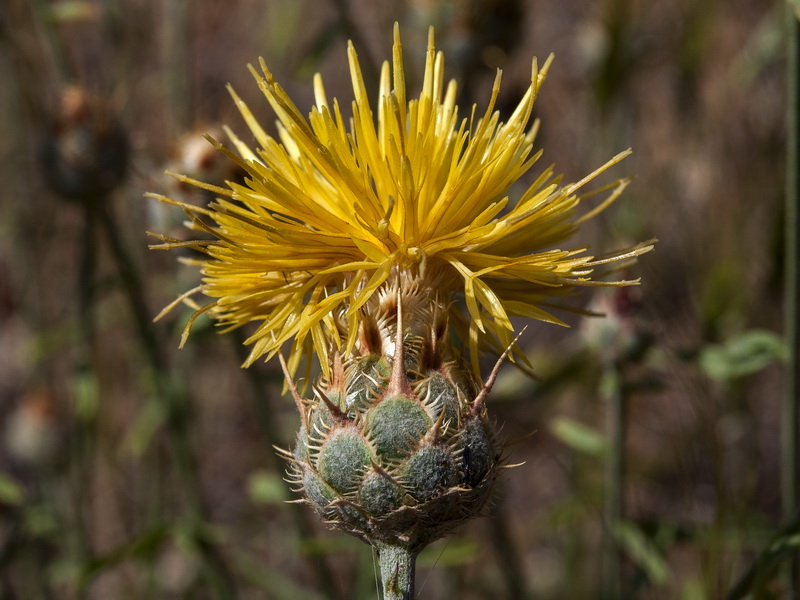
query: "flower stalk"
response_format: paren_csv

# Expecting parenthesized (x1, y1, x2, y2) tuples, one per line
(376, 543, 416, 600)
(602, 357, 625, 600)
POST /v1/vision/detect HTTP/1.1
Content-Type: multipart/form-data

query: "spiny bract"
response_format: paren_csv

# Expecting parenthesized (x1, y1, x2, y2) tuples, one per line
(282, 285, 502, 552)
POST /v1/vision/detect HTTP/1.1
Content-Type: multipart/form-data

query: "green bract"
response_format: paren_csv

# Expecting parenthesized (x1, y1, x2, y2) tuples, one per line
(285, 299, 501, 553)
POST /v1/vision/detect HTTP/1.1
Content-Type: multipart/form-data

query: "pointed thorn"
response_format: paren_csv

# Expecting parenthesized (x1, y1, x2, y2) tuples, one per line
(472, 326, 528, 416)
(426, 405, 448, 443)
(369, 460, 398, 483)
(387, 288, 412, 396)
(273, 445, 295, 460)
(313, 383, 349, 422)
(278, 352, 308, 429)
(500, 461, 527, 469)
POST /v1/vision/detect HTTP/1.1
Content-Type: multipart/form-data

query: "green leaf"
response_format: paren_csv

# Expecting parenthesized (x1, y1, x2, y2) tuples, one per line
(122, 399, 168, 457)
(699, 329, 785, 381)
(74, 370, 99, 422)
(23, 503, 59, 537)
(615, 521, 670, 584)
(681, 579, 707, 600)
(550, 417, 609, 457)
(47, 2, 98, 23)
(0, 473, 23, 505)
(247, 470, 287, 504)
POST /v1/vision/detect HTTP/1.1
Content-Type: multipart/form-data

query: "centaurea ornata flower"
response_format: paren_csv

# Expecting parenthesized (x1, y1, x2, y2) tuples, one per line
(149, 24, 652, 599)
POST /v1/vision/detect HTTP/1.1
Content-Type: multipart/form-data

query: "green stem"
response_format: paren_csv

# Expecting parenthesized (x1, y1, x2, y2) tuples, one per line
(69, 208, 100, 600)
(785, 4, 800, 597)
(95, 202, 236, 599)
(602, 358, 625, 600)
(96, 203, 161, 364)
(376, 544, 416, 600)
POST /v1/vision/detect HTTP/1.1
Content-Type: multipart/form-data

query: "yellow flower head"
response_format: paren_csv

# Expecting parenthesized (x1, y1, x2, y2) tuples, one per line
(149, 25, 652, 377)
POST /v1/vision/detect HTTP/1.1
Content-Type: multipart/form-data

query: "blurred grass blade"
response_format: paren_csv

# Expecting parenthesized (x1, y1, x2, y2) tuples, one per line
(725, 511, 800, 599)
(614, 522, 670, 585)
(0, 473, 24, 505)
(550, 416, 610, 457)
(786, 1, 800, 595)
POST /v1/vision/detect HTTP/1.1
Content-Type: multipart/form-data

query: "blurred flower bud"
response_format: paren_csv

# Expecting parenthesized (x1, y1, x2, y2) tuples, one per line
(169, 127, 244, 194)
(149, 127, 246, 233)
(40, 86, 128, 204)
(5, 391, 63, 469)
(582, 285, 650, 362)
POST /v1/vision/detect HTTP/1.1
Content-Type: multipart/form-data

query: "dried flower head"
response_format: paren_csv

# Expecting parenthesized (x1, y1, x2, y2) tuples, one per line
(148, 25, 652, 376)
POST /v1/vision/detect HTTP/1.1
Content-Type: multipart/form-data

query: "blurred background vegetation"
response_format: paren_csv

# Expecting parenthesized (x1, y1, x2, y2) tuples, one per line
(0, 0, 795, 598)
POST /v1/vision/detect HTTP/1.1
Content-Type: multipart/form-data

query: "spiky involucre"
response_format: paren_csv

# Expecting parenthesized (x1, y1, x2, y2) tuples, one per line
(282, 291, 505, 552)
(148, 24, 652, 378)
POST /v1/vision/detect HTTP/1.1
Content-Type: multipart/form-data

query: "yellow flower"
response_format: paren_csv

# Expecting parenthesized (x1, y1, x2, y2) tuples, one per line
(149, 25, 652, 377)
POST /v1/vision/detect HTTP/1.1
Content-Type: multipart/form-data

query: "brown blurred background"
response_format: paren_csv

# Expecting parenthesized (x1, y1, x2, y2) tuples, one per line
(0, 0, 792, 598)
